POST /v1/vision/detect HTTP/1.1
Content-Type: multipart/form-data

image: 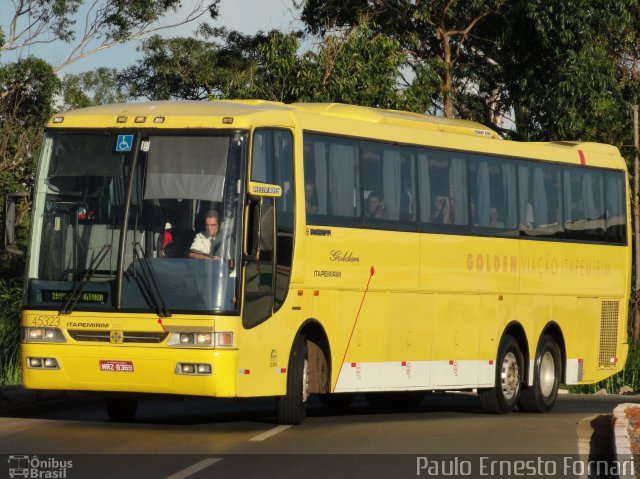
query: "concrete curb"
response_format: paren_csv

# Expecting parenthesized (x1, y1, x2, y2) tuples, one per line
(612, 402, 636, 479)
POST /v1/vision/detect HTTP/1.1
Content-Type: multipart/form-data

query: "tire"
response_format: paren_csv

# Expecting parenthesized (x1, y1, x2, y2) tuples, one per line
(479, 335, 523, 414)
(105, 397, 138, 422)
(518, 335, 561, 413)
(318, 392, 357, 410)
(276, 335, 309, 425)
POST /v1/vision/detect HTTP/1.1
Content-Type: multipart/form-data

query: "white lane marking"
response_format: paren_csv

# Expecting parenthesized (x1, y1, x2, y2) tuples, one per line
(249, 425, 292, 442)
(164, 458, 222, 479)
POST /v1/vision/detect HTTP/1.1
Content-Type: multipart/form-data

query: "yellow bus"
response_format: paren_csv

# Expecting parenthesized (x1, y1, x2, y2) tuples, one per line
(17, 100, 630, 424)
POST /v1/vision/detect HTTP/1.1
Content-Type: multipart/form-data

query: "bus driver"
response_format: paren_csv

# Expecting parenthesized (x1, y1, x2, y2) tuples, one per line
(189, 210, 222, 259)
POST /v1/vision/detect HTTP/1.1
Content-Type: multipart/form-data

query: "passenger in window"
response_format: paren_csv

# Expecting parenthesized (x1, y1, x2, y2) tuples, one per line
(432, 196, 451, 224)
(365, 191, 386, 219)
(489, 207, 504, 228)
(189, 210, 222, 259)
(305, 182, 318, 214)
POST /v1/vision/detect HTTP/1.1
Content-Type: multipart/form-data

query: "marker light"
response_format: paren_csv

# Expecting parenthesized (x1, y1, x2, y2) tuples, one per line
(44, 358, 59, 368)
(52, 116, 64, 124)
(215, 332, 234, 347)
(27, 357, 60, 369)
(222, 117, 234, 124)
(176, 362, 212, 376)
(134, 116, 147, 123)
(153, 116, 165, 123)
(117, 116, 127, 123)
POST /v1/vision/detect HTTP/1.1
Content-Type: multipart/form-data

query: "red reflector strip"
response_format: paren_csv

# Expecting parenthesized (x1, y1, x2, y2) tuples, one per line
(239, 369, 251, 375)
(578, 358, 583, 363)
(489, 360, 494, 365)
(351, 362, 357, 368)
(578, 149, 586, 165)
(277, 368, 287, 374)
(402, 361, 407, 366)
(448, 360, 454, 365)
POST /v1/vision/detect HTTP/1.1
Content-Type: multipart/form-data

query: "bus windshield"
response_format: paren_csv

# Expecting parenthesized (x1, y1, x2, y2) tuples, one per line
(26, 131, 245, 314)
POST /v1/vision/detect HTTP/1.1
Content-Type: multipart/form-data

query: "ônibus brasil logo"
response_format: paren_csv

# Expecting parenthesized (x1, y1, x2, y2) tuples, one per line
(8, 455, 73, 478)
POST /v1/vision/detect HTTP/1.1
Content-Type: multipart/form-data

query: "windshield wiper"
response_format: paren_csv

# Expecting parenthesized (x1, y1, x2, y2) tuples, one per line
(131, 242, 172, 318)
(60, 244, 111, 315)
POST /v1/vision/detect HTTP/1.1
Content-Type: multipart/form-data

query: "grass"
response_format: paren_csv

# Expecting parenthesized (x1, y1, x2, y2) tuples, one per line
(0, 278, 22, 385)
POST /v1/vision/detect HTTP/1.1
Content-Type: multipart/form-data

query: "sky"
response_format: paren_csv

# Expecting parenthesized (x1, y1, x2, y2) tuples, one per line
(1, 0, 305, 75)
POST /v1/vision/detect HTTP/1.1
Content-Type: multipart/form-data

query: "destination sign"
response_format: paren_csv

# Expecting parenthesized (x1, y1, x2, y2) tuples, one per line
(42, 290, 108, 304)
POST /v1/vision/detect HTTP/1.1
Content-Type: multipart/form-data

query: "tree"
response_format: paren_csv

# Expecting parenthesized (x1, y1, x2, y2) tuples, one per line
(480, 0, 640, 144)
(222, 30, 303, 102)
(298, 0, 506, 118)
(61, 67, 128, 108)
(0, 57, 59, 186)
(1, 0, 221, 74)
(0, 57, 59, 249)
(297, 25, 407, 109)
(118, 30, 248, 100)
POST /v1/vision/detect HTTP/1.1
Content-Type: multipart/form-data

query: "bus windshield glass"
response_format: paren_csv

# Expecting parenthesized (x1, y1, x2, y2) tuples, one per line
(26, 131, 245, 314)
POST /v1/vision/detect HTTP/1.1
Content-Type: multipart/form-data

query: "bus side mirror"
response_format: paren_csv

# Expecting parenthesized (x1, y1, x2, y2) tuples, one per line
(257, 203, 274, 252)
(246, 200, 274, 261)
(4, 191, 30, 255)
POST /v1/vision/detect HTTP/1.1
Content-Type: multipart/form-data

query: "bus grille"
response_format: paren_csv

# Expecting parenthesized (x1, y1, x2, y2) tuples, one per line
(598, 300, 619, 368)
(68, 330, 168, 344)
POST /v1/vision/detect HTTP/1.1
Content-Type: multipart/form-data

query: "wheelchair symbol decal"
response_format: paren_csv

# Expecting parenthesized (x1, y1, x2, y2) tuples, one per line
(116, 135, 134, 152)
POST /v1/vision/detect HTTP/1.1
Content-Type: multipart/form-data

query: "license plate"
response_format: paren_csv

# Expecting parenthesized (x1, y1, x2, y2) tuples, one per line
(99, 360, 134, 372)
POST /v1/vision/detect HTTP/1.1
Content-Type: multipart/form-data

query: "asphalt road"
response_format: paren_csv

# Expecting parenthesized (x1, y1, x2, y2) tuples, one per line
(0, 392, 637, 479)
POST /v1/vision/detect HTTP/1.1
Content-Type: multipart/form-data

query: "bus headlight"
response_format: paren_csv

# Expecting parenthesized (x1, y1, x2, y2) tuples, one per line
(168, 332, 214, 347)
(22, 328, 66, 343)
(167, 331, 233, 348)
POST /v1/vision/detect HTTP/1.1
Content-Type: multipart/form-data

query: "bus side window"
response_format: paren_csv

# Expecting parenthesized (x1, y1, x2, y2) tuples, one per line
(304, 133, 359, 224)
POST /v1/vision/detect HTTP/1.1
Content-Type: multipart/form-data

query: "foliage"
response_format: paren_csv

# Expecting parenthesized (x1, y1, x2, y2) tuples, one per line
(117, 32, 246, 100)
(224, 30, 302, 102)
(298, 25, 407, 109)
(298, 0, 507, 118)
(481, 0, 639, 143)
(0, 57, 59, 205)
(61, 68, 129, 109)
(0, 278, 22, 385)
(1, 0, 221, 72)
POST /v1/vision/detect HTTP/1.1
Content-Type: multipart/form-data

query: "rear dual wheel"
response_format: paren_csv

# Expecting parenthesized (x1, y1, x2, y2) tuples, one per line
(518, 335, 561, 413)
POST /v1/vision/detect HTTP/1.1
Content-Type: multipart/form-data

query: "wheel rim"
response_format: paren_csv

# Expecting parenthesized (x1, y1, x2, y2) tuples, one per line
(539, 351, 556, 397)
(302, 358, 310, 403)
(500, 351, 520, 400)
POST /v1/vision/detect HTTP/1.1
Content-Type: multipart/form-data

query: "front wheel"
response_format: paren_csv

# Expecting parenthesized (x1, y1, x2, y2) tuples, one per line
(518, 335, 561, 413)
(276, 335, 309, 425)
(479, 335, 523, 414)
